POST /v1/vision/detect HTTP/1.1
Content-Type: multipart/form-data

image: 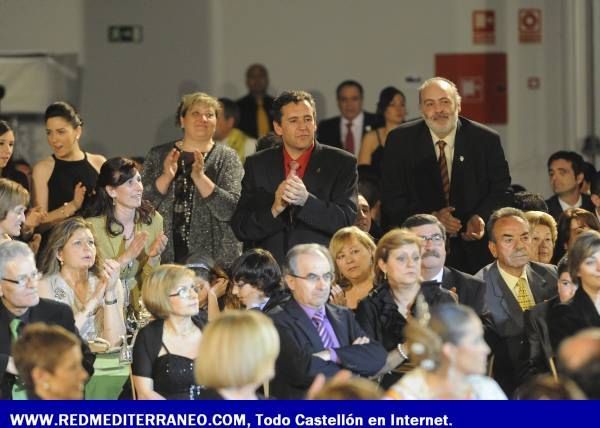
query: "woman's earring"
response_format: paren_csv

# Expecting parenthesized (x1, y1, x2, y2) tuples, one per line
(112, 198, 117, 207)
(57, 258, 63, 267)
(43, 382, 50, 390)
(384, 271, 387, 281)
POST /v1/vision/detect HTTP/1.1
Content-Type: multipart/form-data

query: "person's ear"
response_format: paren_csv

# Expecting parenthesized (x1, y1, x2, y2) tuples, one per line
(488, 241, 498, 259)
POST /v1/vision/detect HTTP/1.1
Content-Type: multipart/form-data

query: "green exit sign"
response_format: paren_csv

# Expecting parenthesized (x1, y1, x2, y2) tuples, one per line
(108, 25, 143, 43)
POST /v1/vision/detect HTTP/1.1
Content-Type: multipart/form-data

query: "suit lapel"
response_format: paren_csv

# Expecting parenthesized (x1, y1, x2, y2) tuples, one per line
(526, 265, 547, 303)
(449, 119, 465, 207)
(441, 267, 457, 293)
(325, 304, 349, 346)
(266, 147, 285, 191)
(286, 300, 324, 350)
(489, 264, 524, 325)
(302, 142, 323, 192)
(418, 125, 445, 206)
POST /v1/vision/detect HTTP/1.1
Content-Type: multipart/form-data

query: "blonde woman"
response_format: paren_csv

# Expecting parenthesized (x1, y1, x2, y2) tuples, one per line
(329, 226, 376, 309)
(142, 92, 243, 264)
(195, 310, 279, 399)
(38, 217, 125, 346)
(355, 228, 455, 388)
(524, 211, 557, 264)
(132, 264, 204, 399)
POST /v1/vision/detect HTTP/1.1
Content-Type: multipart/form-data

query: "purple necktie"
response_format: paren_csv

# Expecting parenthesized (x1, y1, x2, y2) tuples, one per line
(312, 310, 334, 348)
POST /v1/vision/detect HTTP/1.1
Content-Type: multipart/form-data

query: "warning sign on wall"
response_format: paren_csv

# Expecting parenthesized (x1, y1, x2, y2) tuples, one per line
(472, 10, 495, 45)
(519, 8, 542, 43)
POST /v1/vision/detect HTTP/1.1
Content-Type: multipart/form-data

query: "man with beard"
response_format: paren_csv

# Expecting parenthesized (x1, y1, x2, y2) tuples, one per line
(402, 213, 487, 316)
(476, 207, 557, 395)
(381, 77, 511, 274)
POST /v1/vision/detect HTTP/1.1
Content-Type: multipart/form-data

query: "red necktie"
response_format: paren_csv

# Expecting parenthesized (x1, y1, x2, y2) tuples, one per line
(437, 140, 450, 206)
(345, 122, 355, 154)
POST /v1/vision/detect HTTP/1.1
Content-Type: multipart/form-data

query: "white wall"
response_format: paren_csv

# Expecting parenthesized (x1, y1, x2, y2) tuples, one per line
(0, 0, 595, 197)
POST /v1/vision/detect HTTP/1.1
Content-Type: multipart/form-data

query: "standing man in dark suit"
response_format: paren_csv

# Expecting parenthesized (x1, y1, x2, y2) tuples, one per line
(317, 80, 381, 155)
(0, 241, 94, 399)
(231, 90, 358, 264)
(268, 244, 386, 398)
(402, 213, 487, 316)
(546, 151, 595, 223)
(236, 63, 274, 139)
(381, 77, 511, 274)
(476, 207, 557, 395)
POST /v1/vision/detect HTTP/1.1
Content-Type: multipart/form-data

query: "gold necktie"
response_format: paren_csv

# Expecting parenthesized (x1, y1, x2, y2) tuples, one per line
(256, 98, 270, 138)
(515, 277, 535, 310)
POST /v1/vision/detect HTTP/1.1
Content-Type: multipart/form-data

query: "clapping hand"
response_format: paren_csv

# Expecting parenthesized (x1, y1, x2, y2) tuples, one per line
(162, 148, 180, 179)
(119, 231, 148, 267)
(148, 232, 168, 258)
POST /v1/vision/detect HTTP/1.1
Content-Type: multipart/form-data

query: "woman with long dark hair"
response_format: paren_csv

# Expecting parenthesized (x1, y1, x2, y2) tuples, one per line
(84, 157, 167, 312)
(32, 102, 105, 226)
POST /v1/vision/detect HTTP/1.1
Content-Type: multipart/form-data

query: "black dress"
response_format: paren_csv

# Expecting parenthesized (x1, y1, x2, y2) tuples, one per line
(132, 316, 205, 400)
(47, 153, 98, 211)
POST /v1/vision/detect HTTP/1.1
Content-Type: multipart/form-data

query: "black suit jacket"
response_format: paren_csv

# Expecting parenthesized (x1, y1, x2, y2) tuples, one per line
(381, 117, 511, 229)
(317, 112, 381, 150)
(0, 298, 95, 399)
(545, 194, 596, 224)
(476, 261, 557, 394)
(268, 299, 386, 399)
(231, 142, 358, 264)
(441, 266, 487, 316)
(547, 286, 600, 352)
(236, 94, 275, 139)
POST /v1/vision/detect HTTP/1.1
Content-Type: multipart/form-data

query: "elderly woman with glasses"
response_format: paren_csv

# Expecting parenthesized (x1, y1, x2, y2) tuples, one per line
(132, 264, 205, 399)
(355, 228, 456, 388)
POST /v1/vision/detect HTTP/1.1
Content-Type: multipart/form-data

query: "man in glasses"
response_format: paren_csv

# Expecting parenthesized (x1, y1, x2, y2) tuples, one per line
(0, 241, 95, 399)
(268, 243, 386, 398)
(403, 213, 487, 317)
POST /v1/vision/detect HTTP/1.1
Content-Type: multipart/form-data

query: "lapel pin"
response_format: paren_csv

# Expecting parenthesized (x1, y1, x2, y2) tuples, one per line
(459, 156, 464, 162)
(317, 168, 321, 173)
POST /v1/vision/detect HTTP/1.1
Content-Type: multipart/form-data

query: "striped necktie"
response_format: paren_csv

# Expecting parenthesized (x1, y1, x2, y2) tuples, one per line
(312, 310, 335, 348)
(437, 140, 450, 206)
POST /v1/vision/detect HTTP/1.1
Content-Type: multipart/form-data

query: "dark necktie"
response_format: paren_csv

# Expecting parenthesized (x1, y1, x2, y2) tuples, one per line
(312, 311, 335, 348)
(345, 122, 355, 154)
(437, 140, 450, 206)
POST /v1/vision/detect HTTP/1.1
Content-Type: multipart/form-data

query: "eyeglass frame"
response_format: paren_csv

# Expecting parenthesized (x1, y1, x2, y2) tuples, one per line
(168, 284, 201, 299)
(1, 271, 42, 288)
(289, 271, 334, 285)
(417, 233, 445, 245)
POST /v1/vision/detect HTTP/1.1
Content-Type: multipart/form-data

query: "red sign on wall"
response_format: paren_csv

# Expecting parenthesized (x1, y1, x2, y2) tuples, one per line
(435, 53, 507, 124)
(519, 9, 542, 43)
(472, 10, 495, 45)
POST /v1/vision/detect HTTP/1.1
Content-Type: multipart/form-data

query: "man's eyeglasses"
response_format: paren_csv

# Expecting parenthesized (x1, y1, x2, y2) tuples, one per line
(168, 285, 200, 299)
(289, 272, 334, 285)
(1, 271, 42, 288)
(419, 234, 444, 244)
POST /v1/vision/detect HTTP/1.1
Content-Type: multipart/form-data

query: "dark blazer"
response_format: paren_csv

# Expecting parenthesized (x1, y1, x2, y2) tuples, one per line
(317, 112, 381, 150)
(236, 94, 275, 139)
(522, 296, 560, 379)
(548, 286, 600, 352)
(0, 298, 95, 399)
(268, 299, 386, 399)
(381, 117, 511, 229)
(231, 142, 358, 264)
(545, 194, 596, 224)
(476, 261, 557, 394)
(440, 266, 487, 316)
